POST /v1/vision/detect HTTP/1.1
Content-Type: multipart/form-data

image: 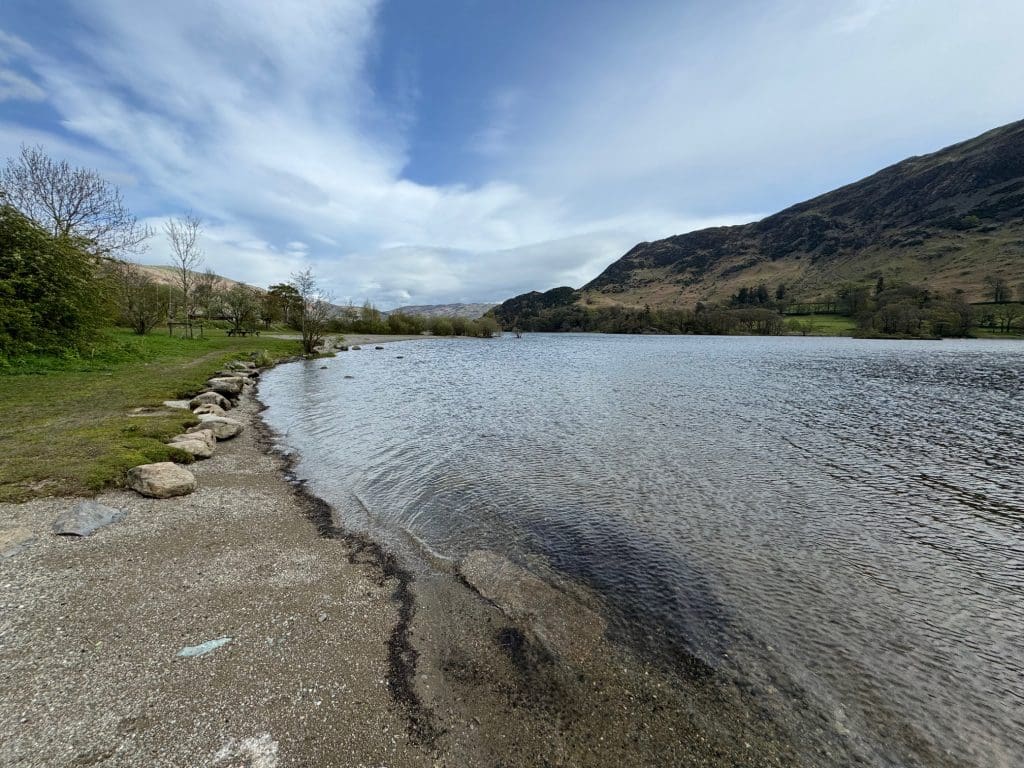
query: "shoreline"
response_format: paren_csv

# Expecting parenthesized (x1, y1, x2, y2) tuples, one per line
(2, 338, 814, 766)
(0, 387, 440, 766)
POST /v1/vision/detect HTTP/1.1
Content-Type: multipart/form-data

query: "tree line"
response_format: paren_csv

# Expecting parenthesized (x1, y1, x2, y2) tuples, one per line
(326, 303, 500, 338)
(1, 145, 334, 356)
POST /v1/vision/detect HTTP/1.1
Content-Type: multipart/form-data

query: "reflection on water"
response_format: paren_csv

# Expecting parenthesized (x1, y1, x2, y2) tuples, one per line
(261, 334, 1024, 767)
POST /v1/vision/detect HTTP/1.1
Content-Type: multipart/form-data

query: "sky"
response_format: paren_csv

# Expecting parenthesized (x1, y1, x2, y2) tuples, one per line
(1, 0, 1023, 308)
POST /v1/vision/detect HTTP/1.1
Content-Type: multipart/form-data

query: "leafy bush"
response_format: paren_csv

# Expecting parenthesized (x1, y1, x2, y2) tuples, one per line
(0, 206, 111, 356)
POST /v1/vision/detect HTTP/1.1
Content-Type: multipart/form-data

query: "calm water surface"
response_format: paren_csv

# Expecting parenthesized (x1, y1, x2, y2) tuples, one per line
(260, 334, 1024, 767)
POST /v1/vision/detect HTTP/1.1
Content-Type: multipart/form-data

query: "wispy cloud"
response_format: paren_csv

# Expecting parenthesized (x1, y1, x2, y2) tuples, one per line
(1, 0, 1022, 307)
(0, 68, 44, 102)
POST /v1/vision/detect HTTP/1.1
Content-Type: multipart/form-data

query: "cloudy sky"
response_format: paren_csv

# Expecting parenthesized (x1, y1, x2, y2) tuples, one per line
(1, 0, 1023, 307)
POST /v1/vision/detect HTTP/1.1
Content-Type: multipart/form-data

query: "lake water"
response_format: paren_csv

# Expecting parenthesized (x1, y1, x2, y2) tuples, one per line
(260, 334, 1024, 767)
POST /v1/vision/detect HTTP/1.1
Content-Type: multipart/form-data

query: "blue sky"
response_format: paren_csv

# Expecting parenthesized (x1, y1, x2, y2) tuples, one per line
(1, 0, 1023, 308)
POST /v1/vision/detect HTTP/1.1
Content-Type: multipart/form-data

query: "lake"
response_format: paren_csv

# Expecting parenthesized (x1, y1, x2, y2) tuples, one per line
(260, 334, 1024, 767)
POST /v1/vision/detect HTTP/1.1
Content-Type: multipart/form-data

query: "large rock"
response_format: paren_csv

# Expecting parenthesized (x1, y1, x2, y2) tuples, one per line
(206, 377, 246, 397)
(53, 501, 125, 536)
(460, 550, 607, 664)
(167, 437, 214, 459)
(126, 462, 197, 498)
(189, 415, 244, 440)
(192, 403, 227, 417)
(216, 368, 258, 380)
(190, 391, 232, 411)
(172, 428, 215, 450)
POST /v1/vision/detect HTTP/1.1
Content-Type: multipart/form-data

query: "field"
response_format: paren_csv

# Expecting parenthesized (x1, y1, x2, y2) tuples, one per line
(0, 329, 300, 502)
(784, 314, 858, 335)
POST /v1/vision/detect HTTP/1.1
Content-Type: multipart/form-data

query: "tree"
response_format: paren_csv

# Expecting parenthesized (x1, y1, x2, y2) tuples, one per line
(193, 268, 221, 320)
(165, 212, 203, 327)
(266, 283, 302, 327)
(993, 303, 1021, 334)
(222, 285, 259, 331)
(0, 144, 150, 256)
(290, 268, 334, 355)
(986, 275, 1010, 304)
(108, 260, 167, 335)
(0, 205, 110, 355)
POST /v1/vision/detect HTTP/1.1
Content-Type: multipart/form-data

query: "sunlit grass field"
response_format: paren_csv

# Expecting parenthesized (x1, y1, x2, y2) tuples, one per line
(0, 329, 299, 502)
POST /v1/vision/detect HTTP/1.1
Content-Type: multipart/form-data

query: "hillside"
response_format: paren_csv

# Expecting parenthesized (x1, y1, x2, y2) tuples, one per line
(135, 265, 258, 293)
(494, 119, 1024, 323)
(390, 302, 495, 318)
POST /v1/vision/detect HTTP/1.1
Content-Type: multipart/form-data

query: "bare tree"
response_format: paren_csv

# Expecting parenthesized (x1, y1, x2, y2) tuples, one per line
(0, 144, 151, 256)
(165, 212, 204, 326)
(985, 275, 1010, 304)
(290, 268, 334, 355)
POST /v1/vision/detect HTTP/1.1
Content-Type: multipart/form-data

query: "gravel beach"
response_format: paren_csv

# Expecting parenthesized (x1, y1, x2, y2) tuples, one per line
(0, 340, 809, 767)
(0, 392, 437, 767)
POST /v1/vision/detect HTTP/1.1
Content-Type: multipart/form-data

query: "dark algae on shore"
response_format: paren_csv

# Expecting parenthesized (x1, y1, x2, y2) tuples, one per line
(260, 335, 1024, 767)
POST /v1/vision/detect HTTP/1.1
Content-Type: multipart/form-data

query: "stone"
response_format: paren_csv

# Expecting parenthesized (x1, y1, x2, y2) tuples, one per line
(126, 462, 197, 498)
(189, 415, 244, 440)
(177, 636, 232, 658)
(172, 428, 216, 451)
(192, 403, 227, 417)
(0, 527, 36, 558)
(350, 345, 362, 350)
(217, 368, 257, 380)
(53, 501, 125, 537)
(167, 438, 213, 459)
(206, 376, 246, 397)
(189, 391, 232, 411)
(460, 550, 607, 664)
(374, 346, 384, 350)
(162, 400, 191, 410)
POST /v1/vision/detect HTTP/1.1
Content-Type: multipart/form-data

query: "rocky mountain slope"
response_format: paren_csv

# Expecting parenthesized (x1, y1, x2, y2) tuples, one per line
(390, 302, 495, 318)
(495, 119, 1024, 322)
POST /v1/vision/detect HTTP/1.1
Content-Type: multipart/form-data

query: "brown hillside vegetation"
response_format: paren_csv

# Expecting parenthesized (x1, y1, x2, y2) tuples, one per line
(500, 119, 1024, 319)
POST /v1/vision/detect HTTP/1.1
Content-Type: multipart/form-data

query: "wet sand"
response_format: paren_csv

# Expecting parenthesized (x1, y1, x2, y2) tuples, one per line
(0, 344, 810, 767)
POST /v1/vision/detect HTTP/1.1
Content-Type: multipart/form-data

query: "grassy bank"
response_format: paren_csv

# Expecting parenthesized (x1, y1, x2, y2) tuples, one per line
(0, 329, 300, 502)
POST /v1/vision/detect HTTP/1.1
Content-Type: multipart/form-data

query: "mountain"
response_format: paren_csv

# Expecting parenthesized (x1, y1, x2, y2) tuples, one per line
(494, 119, 1024, 324)
(135, 264, 257, 293)
(391, 302, 496, 318)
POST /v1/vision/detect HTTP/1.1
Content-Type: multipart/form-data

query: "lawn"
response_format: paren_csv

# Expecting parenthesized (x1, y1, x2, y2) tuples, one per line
(785, 314, 858, 336)
(0, 329, 300, 502)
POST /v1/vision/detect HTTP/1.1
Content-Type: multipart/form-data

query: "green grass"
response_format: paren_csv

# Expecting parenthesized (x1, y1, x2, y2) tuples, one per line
(0, 328, 300, 502)
(785, 314, 858, 336)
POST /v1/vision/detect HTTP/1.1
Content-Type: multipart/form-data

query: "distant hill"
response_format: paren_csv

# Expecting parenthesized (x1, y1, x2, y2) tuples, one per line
(494, 119, 1024, 325)
(135, 264, 258, 293)
(391, 302, 496, 318)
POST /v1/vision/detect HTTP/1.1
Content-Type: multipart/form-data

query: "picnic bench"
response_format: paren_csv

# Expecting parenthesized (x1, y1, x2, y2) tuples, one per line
(226, 328, 260, 337)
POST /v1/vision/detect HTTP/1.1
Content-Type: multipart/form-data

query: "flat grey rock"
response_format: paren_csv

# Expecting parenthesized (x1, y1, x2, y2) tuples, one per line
(460, 550, 607, 664)
(53, 501, 126, 537)
(190, 391, 232, 411)
(1, 527, 36, 558)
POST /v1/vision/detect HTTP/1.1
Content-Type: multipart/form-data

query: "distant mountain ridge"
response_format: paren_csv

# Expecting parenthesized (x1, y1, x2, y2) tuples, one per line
(494, 119, 1024, 324)
(390, 302, 495, 318)
(135, 264, 256, 292)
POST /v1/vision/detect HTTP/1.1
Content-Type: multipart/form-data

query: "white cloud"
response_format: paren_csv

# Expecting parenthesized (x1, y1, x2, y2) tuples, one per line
(0, 68, 44, 102)
(4, 0, 1024, 307)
